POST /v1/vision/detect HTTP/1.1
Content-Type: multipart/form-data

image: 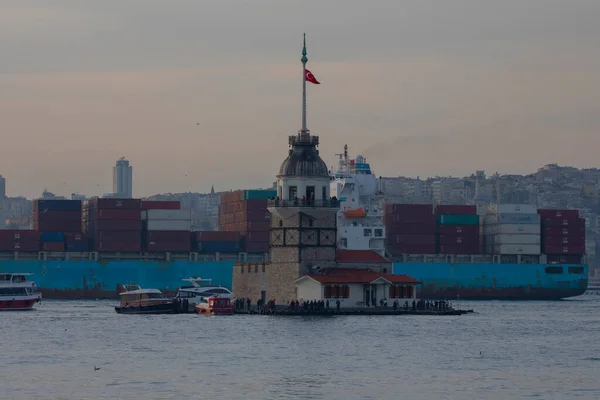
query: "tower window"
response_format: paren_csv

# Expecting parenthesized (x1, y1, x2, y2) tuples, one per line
(279, 220, 283, 227)
(289, 186, 297, 200)
(322, 186, 327, 200)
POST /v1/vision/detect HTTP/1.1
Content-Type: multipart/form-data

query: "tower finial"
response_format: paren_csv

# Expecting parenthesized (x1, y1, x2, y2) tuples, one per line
(301, 33, 308, 64)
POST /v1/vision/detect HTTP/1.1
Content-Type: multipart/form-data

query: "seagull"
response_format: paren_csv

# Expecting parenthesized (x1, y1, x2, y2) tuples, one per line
(94, 366, 101, 371)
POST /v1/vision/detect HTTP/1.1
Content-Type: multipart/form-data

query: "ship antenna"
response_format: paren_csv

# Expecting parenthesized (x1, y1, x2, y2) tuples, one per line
(301, 33, 308, 136)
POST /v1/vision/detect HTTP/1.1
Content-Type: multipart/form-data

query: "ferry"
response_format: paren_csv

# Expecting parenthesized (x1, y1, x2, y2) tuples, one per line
(175, 277, 232, 309)
(195, 295, 234, 316)
(114, 284, 177, 314)
(0, 273, 42, 310)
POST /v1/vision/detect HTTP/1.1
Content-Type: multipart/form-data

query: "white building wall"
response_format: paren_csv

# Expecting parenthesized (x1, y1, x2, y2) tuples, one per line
(277, 176, 330, 201)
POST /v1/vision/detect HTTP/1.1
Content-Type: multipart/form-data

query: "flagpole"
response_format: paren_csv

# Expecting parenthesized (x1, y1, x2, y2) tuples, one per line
(301, 33, 308, 135)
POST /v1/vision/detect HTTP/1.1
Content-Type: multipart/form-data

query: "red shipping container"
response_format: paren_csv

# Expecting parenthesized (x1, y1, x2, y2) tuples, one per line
(194, 231, 241, 242)
(35, 220, 82, 232)
(246, 221, 270, 232)
(386, 234, 436, 245)
(146, 230, 191, 242)
(435, 205, 476, 215)
(34, 210, 82, 222)
(245, 241, 269, 253)
(146, 241, 192, 252)
(437, 225, 479, 235)
(0, 230, 39, 241)
(95, 240, 142, 252)
(41, 242, 65, 252)
(141, 200, 180, 210)
(385, 204, 433, 215)
(538, 209, 579, 219)
(543, 236, 585, 246)
(94, 230, 141, 241)
(386, 221, 436, 235)
(243, 231, 270, 243)
(92, 220, 142, 231)
(439, 244, 479, 254)
(385, 213, 436, 226)
(543, 226, 585, 237)
(93, 209, 141, 220)
(543, 244, 585, 255)
(438, 234, 479, 245)
(240, 209, 271, 222)
(88, 198, 141, 210)
(0, 240, 39, 251)
(541, 217, 585, 228)
(65, 232, 87, 243)
(387, 244, 437, 255)
(546, 254, 583, 264)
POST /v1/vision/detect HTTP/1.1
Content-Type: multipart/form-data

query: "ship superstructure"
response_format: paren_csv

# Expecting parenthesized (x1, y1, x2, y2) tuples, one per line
(330, 145, 386, 255)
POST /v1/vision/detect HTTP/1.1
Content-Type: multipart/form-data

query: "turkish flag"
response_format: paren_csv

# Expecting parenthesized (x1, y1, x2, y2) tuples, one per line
(305, 69, 320, 84)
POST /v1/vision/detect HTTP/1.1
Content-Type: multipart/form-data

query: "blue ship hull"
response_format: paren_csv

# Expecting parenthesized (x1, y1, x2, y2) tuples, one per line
(393, 262, 588, 300)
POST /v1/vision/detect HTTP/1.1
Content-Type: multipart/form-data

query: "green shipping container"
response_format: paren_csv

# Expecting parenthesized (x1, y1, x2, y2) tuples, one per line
(243, 190, 277, 201)
(437, 214, 479, 225)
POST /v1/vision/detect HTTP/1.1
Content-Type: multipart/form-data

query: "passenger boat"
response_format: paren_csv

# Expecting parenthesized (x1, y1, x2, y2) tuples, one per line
(195, 295, 234, 316)
(114, 284, 177, 314)
(175, 277, 232, 310)
(0, 273, 42, 311)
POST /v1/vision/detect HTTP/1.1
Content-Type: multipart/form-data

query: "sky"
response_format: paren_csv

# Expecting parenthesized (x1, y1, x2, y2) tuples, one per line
(0, 1, 599, 199)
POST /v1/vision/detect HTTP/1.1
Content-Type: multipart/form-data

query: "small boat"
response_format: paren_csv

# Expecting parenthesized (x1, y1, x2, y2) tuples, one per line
(0, 273, 42, 311)
(114, 284, 177, 314)
(195, 295, 234, 316)
(175, 277, 232, 311)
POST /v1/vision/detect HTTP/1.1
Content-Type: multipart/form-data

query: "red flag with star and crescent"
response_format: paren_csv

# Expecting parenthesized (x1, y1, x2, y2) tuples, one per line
(305, 69, 320, 84)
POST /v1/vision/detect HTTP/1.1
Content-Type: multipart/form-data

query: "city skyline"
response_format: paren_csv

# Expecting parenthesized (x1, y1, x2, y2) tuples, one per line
(1, 1, 599, 198)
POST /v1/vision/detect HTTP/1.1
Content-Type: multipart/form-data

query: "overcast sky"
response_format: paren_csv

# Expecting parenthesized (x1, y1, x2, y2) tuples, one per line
(1, 1, 599, 198)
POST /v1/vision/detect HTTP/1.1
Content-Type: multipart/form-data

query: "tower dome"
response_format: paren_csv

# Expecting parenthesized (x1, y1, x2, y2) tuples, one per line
(278, 133, 329, 178)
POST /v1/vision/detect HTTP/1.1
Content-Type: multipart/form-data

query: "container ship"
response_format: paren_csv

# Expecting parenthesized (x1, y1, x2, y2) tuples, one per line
(330, 146, 587, 300)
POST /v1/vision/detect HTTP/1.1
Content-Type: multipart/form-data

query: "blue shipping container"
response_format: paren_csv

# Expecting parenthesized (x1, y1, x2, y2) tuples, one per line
(198, 241, 241, 254)
(66, 242, 90, 252)
(40, 232, 65, 242)
(35, 200, 82, 211)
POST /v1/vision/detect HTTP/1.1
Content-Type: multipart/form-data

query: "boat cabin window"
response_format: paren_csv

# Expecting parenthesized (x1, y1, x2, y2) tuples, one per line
(568, 267, 584, 274)
(374, 229, 383, 237)
(545, 266, 563, 274)
(0, 287, 28, 296)
(364, 229, 372, 237)
(178, 291, 194, 298)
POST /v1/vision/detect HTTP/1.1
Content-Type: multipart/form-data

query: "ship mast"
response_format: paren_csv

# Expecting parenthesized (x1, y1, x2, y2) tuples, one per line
(301, 33, 308, 137)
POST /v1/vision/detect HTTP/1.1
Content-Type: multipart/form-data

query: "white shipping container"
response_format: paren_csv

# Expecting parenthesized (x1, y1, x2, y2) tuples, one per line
(144, 210, 190, 221)
(484, 224, 541, 235)
(147, 220, 191, 231)
(484, 213, 540, 225)
(493, 244, 541, 255)
(493, 234, 540, 245)
(487, 204, 537, 214)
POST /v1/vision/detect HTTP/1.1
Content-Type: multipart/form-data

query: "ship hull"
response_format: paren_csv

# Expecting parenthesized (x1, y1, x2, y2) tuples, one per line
(393, 262, 588, 300)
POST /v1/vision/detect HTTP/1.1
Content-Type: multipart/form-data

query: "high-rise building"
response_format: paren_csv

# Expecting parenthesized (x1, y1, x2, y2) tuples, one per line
(0, 175, 5, 198)
(112, 158, 133, 198)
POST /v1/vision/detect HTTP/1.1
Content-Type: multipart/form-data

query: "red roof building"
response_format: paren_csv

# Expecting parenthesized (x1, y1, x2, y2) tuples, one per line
(336, 250, 388, 263)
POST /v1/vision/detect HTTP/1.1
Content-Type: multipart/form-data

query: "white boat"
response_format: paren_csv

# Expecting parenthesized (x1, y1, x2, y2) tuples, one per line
(330, 145, 386, 255)
(175, 277, 232, 308)
(0, 273, 42, 311)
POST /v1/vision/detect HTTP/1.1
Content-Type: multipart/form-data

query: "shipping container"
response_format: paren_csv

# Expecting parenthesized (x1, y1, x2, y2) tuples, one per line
(435, 205, 476, 215)
(543, 244, 585, 255)
(194, 231, 241, 242)
(198, 241, 241, 254)
(543, 226, 585, 237)
(546, 254, 582, 264)
(242, 190, 277, 201)
(540, 217, 585, 228)
(437, 225, 479, 235)
(94, 209, 142, 220)
(386, 221, 436, 235)
(95, 240, 142, 252)
(40, 232, 65, 242)
(144, 209, 190, 220)
(437, 214, 479, 225)
(34, 210, 82, 222)
(384, 213, 436, 225)
(484, 214, 540, 225)
(244, 241, 270, 253)
(242, 231, 270, 243)
(492, 234, 541, 245)
(543, 236, 585, 246)
(90, 219, 142, 231)
(65, 242, 90, 252)
(145, 230, 191, 242)
(35, 220, 83, 232)
(146, 220, 190, 231)
(438, 244, 479, 254)
(41, 242, 65, 252)
(141, 200, 180, 210)
(386, 234, 436, 246)
(487, 204, 537, 214)
(0, 230, 39, 241)
(385, 204, 433, 215)
(246, 221, 270, 232)
(87, 198, 141, 210)
(0, 240, 39, 252)
(65, 232, 87, 243)
(387, 244, 437, 255)
(538, 209, 580, 219)
(493, 244, 541, 255)
(34, 199, 82, 211)
(484, 224, 540, 235)
(147, 241, 192, 252)
(438, 235, 479, 245)
(93, 230, 141, 242)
